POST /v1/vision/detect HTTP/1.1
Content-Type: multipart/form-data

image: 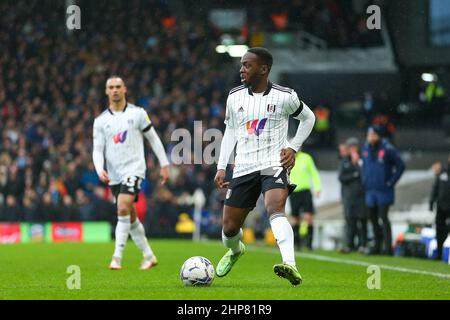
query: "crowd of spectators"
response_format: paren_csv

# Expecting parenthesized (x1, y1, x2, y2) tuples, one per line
(0, 0, 233, 236)
(0, 0, 386, 237)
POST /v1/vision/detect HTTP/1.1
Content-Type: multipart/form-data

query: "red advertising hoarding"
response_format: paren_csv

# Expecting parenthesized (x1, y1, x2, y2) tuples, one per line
(0, 224, 21, 244)
(51, 222, 83, 243)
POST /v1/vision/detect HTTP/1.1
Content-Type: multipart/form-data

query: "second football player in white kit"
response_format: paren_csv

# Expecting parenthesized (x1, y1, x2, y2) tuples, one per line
(93, 76, 170, 270)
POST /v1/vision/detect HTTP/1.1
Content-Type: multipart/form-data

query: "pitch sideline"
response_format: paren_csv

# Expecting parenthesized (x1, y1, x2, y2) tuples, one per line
(247, 246, 450, 279)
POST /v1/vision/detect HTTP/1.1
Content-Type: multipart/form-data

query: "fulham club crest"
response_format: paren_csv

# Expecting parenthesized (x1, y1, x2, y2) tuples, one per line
(267, 104, 276, 113)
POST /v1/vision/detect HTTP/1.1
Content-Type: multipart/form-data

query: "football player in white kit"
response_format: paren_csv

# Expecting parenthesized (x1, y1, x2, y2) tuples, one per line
(93, 76, 170, 270)
(214, 48, 315, 285)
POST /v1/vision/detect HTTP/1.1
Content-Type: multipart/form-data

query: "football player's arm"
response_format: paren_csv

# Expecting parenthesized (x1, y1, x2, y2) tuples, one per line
(143, 126, 170, 168)
(286, 101, 315, 152)
(218, 96, 237, 171)
(92, 119, 109, 183)
(217, 125, 237, 171)
(215, 96, 237, 189)
(141, 110, 169, 168)
(92, 119, 105, 174)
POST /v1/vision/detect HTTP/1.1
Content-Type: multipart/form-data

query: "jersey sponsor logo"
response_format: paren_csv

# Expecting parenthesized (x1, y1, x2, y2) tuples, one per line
(113, 130, 128, 144)
(246, 118, 267, 136)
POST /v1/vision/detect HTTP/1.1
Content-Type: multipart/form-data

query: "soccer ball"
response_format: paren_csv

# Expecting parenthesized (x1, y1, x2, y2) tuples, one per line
(180, 256, 215, 287)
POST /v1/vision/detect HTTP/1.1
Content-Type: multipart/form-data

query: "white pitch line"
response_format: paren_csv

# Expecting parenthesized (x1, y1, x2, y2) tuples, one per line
(248, 247, 450, 279)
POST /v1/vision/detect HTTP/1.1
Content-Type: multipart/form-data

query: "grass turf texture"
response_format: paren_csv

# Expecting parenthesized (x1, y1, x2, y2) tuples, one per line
(0, 240, 449, 300)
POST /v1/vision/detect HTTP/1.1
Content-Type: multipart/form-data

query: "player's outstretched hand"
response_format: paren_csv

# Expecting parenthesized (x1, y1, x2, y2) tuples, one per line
(99, 170, 110, 184)
(280, 148, 296, 170)
(160, 166, 170, 185)
(214, 170, 229, 189)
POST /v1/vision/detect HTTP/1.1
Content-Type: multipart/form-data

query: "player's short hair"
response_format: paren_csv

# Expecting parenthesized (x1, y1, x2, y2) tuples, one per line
(106, 75, 125, 85)
(247, 47, 273, 71)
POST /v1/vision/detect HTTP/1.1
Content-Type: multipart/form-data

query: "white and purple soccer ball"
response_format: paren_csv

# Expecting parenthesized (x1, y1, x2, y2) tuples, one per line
(180, 256, 215, 287)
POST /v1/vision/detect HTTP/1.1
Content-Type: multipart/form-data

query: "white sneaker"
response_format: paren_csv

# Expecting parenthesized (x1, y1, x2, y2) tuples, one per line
(109, 256, 122, 270)
(140, 255, 158, 270)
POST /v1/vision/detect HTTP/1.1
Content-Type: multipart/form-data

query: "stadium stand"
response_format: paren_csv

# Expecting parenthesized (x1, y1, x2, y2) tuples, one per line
(0, 0, 449, 243)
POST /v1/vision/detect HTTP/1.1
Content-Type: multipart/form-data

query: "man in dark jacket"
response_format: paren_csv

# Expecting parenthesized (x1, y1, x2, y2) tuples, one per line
(339, 138, 367, 253)
(1, 195, 23, 222)
(362, 125, 405, 255)
(429, 155, 450, 261)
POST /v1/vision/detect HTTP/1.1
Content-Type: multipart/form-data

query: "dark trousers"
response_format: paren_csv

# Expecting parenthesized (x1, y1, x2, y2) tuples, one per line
(369, 205, 392, 254)
(346, 217, 368, 249)
(436, 207, 450, 259)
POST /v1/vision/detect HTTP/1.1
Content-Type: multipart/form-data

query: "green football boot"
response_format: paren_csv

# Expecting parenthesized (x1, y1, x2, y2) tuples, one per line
(273, 263, 303, 286)
(216, 243, 246, 277)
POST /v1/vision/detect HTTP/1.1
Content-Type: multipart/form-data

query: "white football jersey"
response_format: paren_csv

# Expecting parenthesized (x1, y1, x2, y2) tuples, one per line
(92, 103, 153, 185)
(225, 82, 304, 178)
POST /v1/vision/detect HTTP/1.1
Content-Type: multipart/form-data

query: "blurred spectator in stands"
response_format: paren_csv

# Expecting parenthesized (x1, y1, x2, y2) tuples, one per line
(1, 195, 22, 222)
(36, 192, 59, 222)
(49, 176, 67, 205)
(362, 125, 405, 256)
(63, 163, 82, 197)
(429, 154, 450, 261)
(91, 186, 115, 222)
(23, 188, 39, 222)
(81, 163, 100, 193)
(148, 187, 180, 236)
(1, 100, 19, 120)
(6, 164, 23, 200)
(75, 189, 94, 221)
(338, 138, 367, 254)
(206, 188, 227, 237)
(0, 165, 7, 207)
(313, 104, 333, 147)
(61, 195, 80, 222)
(35, 171, 49, 197)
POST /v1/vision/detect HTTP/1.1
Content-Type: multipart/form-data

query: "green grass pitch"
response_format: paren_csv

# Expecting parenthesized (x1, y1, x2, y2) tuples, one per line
(0, 240, 449, 300)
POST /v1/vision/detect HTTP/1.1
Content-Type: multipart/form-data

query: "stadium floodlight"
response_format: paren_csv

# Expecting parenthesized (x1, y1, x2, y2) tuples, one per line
(421, 73, 437, 82)
(215, 44, 249, 57)
(227, 45, 249, 57)
(215, 45, 228, 54)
